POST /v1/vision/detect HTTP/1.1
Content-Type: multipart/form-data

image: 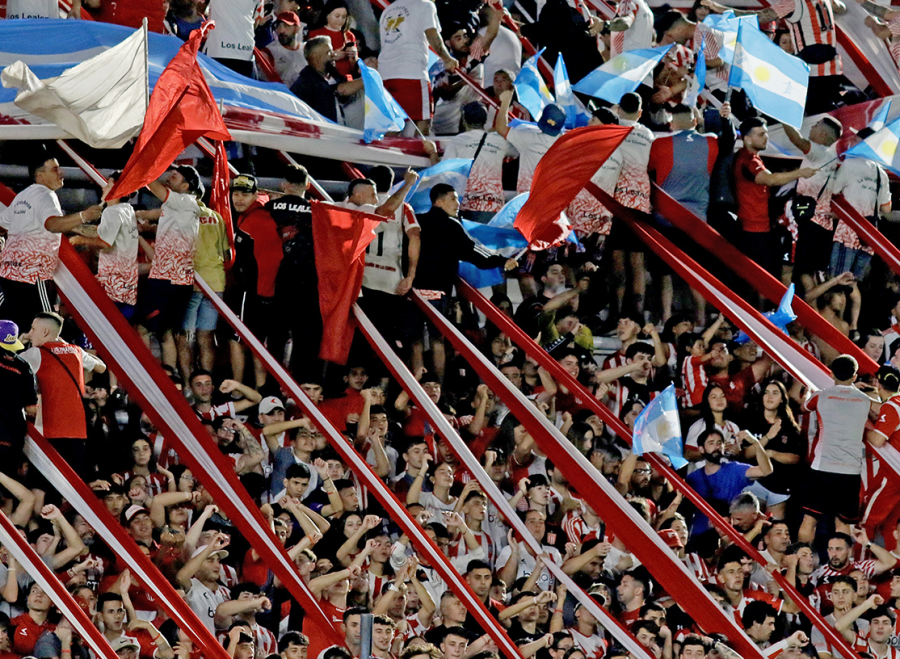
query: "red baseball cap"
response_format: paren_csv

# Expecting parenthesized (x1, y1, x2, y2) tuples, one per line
(276, 11, 302, 26)
(659, 528, 684, 549)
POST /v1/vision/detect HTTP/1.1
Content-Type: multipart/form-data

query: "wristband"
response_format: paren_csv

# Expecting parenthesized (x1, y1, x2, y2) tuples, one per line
(62, 650, 72, 654)
(78, 211, 84, 223)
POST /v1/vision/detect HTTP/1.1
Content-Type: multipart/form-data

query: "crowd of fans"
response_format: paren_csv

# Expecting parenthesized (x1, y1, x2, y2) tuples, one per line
(4, 1, 900, 659)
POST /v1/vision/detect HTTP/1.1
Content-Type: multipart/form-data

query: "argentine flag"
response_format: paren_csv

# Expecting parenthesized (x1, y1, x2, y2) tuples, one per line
(553, 55, 590, 129)
(632, 384, 687, 469)
(702, 11, 760, 67)
(358, 60, 408, 143)
(685, 38, 706, 107)
(844, 113, 900, 175)
(404, 159, 473, 213)
(459, 220, 529, 288)
(728, 22, 809, 128)
(514, 49, 554, 120)
(572, 45, 673, 105)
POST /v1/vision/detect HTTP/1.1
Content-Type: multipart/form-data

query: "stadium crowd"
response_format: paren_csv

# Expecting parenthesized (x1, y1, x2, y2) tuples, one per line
(3, 1, 900, 659)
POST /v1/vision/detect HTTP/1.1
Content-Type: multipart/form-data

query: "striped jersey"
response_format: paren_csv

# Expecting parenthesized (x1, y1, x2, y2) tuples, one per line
(772, 0, 842, 76)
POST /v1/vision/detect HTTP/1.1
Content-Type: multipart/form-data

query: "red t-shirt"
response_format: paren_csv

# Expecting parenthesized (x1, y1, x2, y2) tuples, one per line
(235, 202, 283, 298)
(710, 366, 760, 414)
(25, 341, 91, 439)
(11, 614, 55, 655)
(242, 548, 269, 587)
(308, 27, 358, 78)
(734, 148, 770, 233)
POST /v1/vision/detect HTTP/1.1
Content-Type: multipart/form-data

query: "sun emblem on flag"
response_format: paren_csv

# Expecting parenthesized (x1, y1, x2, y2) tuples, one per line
(754, 65, 771, 83)
(611, 56, 629, 72)
(654, 416, 673, 438)
(879, 140, 897, 157)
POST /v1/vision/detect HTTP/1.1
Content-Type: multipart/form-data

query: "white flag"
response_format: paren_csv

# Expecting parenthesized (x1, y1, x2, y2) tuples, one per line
(1, 25, 148, 148)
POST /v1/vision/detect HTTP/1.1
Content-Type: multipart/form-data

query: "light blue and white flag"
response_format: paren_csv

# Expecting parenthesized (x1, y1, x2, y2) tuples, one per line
(728, 22, 809, 128)
(358, 60, 408, 143)
(514, 48, 554, 120)
(734, 283, 797, 344)
(488, 193, 531, 228)
(844, 114, 900, 175)
(572, 45, 673, 105)
(632, 384, 687, 469)
(553, 54, 590, 129)
(685, 38, 706, 107)
(702, 11, 760, 67)
(872, 99, 892, 131)
(404, 159, 474, 213)
(458, 220, 528, 288)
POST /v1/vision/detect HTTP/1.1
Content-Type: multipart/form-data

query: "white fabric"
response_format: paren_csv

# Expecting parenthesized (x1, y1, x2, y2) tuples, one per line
(0, 183, 63, 284)
(149, 191, 201, 286)
(19, 343, 102, 374)
(205, 0, 264, 61)
(378, 0, 441, 82)
(804, 384, 872, 475)
(97, 203, 140, 305)
(506, 124, 558, 193)
(5, 0, 57, 19)
(186, 578, 227, 633)
(481, 25, 522, 83)
(348, 196, 419, 294)
(0, 27, 147, 149)
(443, 129, 511, 213)
(265, 39, 307, 87)
(495, 544, 562, 590)
(833, 158, 890, 217)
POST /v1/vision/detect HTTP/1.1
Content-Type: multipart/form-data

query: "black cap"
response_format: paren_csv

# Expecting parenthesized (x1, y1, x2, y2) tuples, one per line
(231, 173, 258, 193)
(171, 165, 204, 197)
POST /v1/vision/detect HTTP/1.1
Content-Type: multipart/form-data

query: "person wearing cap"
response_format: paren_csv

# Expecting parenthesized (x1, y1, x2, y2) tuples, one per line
(228, 174, 283, 389)
(431, 4, 501, 136)
(496, 89, 565, 195)
(176, 533, 231, 632)
(264, 11, 307, 87)
(124, 505, 155, 546)
(140, 167, 205, 370)
(0, 319, 36, 465)
(441, 102, 511, 223)
(204, 0, 262, 77)
(0, 148, 101, 330)
(862, 366, 900, 548)
(377, 0, 458, 135)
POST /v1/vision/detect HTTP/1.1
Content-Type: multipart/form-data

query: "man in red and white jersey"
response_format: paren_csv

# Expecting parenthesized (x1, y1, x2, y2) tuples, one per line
(0, 152, 100, 329)
(812, 575, 868, 658)
(606, 0, 654, 57)
(138, 166, 204, 370)
(717, 547, 797, 627)
(702, 0, 848, 114)
(812, 531, 896, 614)
(864, 366, 900, 541)
(835, 596, 900, 659)
(19, 312, 106, 477)
(228, 583, 277, 658)
(378, 0, 458, 135)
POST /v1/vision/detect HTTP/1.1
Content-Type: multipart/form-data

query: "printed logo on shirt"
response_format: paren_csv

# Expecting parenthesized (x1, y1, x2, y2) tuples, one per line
(382, 7, 409, 44)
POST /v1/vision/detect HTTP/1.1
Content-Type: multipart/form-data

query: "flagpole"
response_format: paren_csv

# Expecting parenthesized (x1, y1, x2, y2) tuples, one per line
(142, 18, 149, 112)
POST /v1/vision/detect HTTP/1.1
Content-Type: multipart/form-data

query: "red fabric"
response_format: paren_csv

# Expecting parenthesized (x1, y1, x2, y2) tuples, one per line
(236, 201, 283, 298)
(210, 142, 235, 270)
(11, 614, 54, 656)
(33, 342, 87, 440)
(308, 27, 358, 78)
(734, 149, 770, 233)
(515, 125, 632, 248)
(89, 2, 167, 32)
(108, 24, 231, 200)
(311, 202, 381, 364)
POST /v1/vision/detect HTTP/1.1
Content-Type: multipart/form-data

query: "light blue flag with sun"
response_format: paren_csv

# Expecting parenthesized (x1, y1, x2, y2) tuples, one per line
(702, 11, 760, 67)
(402, 159, 474, 213)
(553, 54, 590, 129)
(359, 60, 408, 143)
(514, 48, 554, 120)
(844, 113, 900, 176)
(572, 45, 673, 105)
(728, 21, 809, 128)
(632, 384, 687, 469)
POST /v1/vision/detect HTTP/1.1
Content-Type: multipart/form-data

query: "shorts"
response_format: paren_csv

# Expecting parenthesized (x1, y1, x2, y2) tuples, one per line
(383, 78, 432, 122)
(829, 242, 872, 280)
(227, 289, 275, 343)
(794, 220, 833, 275)
(801, 469, 862, 524)
(743, 481, 791, 507)
(115, 301, 136, 321)
(606, 217, 645, 253)
(138, 279, 193, 334)
(357, 287, 421, 344)
(182, 290, 221, 332)
(0, 277, 55, 330)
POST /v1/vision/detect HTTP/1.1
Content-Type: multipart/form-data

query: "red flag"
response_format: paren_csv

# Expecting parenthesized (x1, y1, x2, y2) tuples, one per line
(108, 23, 231, 199)
(311, 201, 382, 364)
(209, 141, 235, 269)
(515, 125, 631, 248)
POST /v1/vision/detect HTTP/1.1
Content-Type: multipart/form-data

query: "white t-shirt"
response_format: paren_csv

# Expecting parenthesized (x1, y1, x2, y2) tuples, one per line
(149, 190, 201, 286)
(567, 147, 624, 237)
(5, 0, 58, 18)
(205, 0, 264, 61)
(0, 184, 64, 284)
(506, 124, 558, 194)
(804, 384, 872, 475)
(186, 578, 227, 633)
(495, 544, 562, 590)
(378, 0, 441, 82)
(97, 204, 140, 306)
(266, 39, 307, 87)
(481, 25, 522, 84)
(832, 159, 890, 252)
(443, 129, 511, 213)
(610, 0, 654, 57)
(795, 141, 839, 231)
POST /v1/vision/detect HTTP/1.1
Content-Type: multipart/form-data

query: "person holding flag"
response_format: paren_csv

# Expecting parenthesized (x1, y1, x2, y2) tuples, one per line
(701, 0, 849, 114)
(496, 90, 567, 194)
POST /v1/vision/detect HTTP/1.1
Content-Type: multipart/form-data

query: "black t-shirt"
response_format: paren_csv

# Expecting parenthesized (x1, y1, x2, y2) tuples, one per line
(746, 416, 806, 494)
(265, 195, 317, 295)
(0, 350, 37, 449)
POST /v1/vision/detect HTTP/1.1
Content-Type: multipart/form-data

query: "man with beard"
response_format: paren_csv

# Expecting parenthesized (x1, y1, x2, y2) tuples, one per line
(685, 429, 773, 536)
(264, 12, 306, 87)
(812, 531, 896, 615)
